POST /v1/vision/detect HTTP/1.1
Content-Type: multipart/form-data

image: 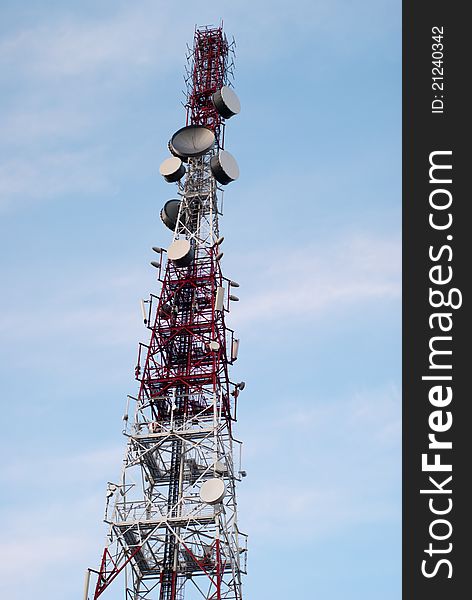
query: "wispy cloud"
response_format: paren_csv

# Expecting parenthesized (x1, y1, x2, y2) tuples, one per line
(0, 3, 184, 211)
(0, 445, 122, 597)
(0, 445, 122, 488)
(0, 105, 94, 145)
(0, 382, 400, 597)
(0, 0, 399, 212)
(0, 147, 116, 209)
(233, 234, 400, 327)
(0, 233, 399, 350)
(0, 0, 397, 80)
(0, 6, 179, 79)
(0, 265, 144, 348)
(239, 383, 401, 542)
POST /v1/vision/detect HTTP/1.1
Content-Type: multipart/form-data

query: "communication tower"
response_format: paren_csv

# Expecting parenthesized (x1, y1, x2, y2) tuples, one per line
(85, 24, 247, 600)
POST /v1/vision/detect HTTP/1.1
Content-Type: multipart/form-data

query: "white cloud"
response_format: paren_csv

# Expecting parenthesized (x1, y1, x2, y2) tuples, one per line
(0, 445, 122, 488)
(0, 105, 93, 144)
(0, 384, 400, 597)
(238, 383, 400, 542)
(0, 0, 399, 212)
(233, 234, 400, 327)
(0, 4, 185, 211)
(0, 445, 123, 598)
(0, 147, 115, 209)
(0, 1, 395, 81)
(0, 6, 180, 79)
(0, 265, 144, 349)
(0, 234, 399, 352)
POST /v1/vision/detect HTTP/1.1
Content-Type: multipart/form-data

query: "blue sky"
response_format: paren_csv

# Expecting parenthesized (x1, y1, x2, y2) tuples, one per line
(0, 1, 400, 599)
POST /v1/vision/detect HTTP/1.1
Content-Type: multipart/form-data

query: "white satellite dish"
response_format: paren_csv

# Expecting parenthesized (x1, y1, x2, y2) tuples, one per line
(160, 199, 182, 231)
(200, 478, 226, 505)
(210, 151, 239, 185)
(159, 156, 186, 182)
(169, 125, 215, 159)
(212, 86, 241, 119)
(167, 239, 194, 267)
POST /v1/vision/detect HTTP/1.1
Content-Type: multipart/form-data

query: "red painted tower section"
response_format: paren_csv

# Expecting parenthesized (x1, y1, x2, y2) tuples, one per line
(187, 27, 229, 138)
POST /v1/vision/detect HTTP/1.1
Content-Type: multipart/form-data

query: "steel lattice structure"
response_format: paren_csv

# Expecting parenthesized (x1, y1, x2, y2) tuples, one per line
(86, 25, 247, 600)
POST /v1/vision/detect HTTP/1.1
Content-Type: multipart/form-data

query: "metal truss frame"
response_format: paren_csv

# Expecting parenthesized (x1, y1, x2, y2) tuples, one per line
(90, 25, 245, 600)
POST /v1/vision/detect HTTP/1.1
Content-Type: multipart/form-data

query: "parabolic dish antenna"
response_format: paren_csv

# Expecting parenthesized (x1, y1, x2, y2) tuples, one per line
(160, 199, 182, 231)
(212, 86, 241, 119)
(169, 125, 215, 159)
(167, 238, 194, 267)
(210, 150, 239, 185)
(159, 156, 186, 182)
(199, 478, 226, 505)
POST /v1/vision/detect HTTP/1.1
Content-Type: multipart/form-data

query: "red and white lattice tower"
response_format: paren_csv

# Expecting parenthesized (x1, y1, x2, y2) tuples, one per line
(85, 25, 247, 600)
